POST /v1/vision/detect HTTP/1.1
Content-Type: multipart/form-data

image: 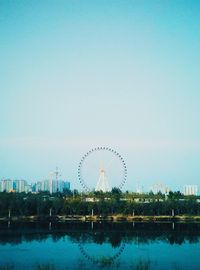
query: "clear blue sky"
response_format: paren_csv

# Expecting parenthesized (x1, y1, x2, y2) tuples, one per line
(0, 0, 200, 191)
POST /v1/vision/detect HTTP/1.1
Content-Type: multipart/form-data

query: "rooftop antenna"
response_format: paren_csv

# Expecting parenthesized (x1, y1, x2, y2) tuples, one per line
(55, 167, 61, 180)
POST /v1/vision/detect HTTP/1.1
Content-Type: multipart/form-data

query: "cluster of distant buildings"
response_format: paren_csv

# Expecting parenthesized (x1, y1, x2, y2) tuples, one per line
(137, 182, 199, 196)
(0, 174, 198, 196)
(0, 178, 70, 194)
(183, 185, 198, 196)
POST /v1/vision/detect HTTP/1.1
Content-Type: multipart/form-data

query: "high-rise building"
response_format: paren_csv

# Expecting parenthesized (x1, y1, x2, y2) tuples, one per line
(0, 179, 30, 193)
(14, 180, 28, 193)
(35, 181, 42, 192)
(53, 180, 70, 193)
(63, 181, 70, 190)
(35, 179, 70, 193)
(33, 168, 70, 193)
(150, 182, 169, 194)
(24, 184, 32, 193)
(183, 185, 198, 196)
(0, 179, 14, 192)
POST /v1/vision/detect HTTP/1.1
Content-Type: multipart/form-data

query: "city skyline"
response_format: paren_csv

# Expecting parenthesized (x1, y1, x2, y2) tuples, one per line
(0, 177, 70, 194)
(1, 1, 200, 191)
(0, 172, 199, 195)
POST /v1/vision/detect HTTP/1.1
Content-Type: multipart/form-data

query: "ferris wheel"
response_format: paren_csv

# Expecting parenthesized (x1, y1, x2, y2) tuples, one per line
(78, 147, 127, 192)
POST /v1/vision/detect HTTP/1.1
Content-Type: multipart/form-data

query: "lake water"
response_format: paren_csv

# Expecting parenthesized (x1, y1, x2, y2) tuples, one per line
(0, 222, 199, 269)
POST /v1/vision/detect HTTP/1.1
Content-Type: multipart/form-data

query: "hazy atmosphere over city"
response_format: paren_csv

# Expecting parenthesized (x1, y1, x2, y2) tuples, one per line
(1, 0, 200, 191)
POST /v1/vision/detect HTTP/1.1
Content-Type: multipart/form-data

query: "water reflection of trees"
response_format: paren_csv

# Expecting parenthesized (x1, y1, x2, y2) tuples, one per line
(0, 222, 200, 246)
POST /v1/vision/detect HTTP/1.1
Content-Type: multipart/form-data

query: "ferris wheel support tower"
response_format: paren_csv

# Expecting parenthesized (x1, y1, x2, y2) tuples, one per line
(95, 168, 110, 192)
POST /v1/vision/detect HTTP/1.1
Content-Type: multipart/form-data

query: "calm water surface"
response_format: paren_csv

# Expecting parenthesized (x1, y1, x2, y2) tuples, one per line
(0, 222, 199, 269)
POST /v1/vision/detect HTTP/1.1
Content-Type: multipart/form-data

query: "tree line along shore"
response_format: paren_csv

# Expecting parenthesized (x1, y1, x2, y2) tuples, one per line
(0, 188, 200, 221)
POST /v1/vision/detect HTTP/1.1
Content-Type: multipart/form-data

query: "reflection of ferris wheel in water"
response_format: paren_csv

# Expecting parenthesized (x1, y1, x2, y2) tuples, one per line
(78, 238, 126, 265)
(78, 147, 127, 192)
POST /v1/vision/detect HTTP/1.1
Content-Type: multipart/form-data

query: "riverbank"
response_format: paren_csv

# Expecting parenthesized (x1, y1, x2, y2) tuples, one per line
(1, 214, 200, 222)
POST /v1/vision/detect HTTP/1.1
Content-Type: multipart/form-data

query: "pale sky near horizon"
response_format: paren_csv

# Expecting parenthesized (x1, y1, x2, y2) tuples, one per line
(0, 0, 200, 192)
